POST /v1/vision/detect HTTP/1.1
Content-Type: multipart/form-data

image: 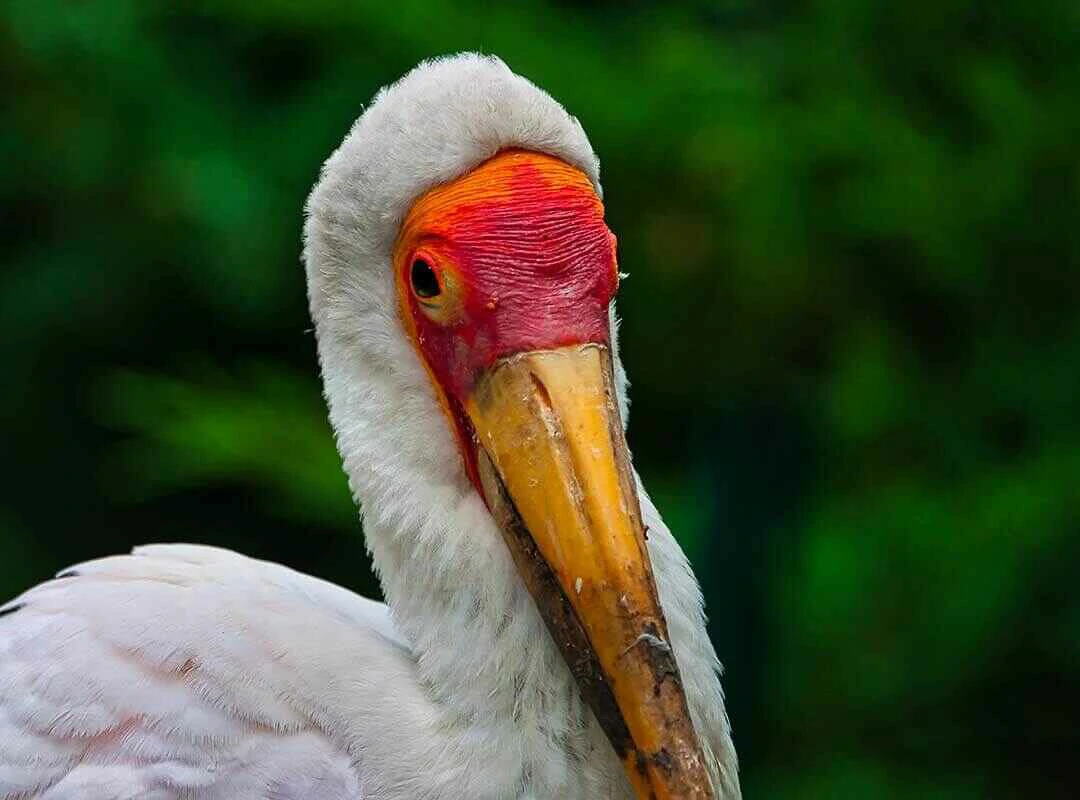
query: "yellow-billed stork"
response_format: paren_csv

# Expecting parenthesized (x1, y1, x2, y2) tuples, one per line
(0, 54, 739, 800)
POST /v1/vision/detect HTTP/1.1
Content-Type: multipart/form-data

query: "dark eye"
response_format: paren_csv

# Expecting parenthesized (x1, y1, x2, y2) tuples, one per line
(410, 258, 441, 299)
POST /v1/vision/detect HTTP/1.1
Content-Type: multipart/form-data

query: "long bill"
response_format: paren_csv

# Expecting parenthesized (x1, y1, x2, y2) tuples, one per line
(465, 343, 714, 800)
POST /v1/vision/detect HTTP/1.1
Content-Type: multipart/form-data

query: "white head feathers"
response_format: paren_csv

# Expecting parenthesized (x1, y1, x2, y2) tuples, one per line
(304, 53, 609, 485)
(304, 52, 600, 327)
(303, 53, 608, 498)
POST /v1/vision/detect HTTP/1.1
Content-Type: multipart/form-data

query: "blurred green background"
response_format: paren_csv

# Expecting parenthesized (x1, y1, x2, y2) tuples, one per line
(2, 1, 1078, 796)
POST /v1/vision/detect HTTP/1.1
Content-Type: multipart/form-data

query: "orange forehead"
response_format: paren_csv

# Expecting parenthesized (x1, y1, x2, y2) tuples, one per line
(397, 149, 602, 246)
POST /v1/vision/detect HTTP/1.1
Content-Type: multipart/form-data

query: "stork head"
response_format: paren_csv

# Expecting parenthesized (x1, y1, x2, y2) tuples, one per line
(305, 54, 714, 799)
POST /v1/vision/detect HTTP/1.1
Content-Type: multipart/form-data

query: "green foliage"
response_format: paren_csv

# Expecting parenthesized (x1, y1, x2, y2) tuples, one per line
(97, 365, 353, 528)
(2, 1, 1077, 796)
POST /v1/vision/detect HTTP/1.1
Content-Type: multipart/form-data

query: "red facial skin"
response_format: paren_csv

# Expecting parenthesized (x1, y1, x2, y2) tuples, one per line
(394, 149, 619, 491)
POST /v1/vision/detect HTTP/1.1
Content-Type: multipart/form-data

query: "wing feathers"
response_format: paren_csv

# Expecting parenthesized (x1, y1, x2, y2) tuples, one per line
(0, 545, 382, 799)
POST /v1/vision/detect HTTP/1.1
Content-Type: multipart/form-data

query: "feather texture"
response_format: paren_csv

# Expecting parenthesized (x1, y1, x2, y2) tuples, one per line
(0, 545, 387, 798)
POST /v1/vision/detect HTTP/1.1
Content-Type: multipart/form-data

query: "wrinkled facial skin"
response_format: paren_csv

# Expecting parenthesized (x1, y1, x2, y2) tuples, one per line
(393, 149, 618, 486)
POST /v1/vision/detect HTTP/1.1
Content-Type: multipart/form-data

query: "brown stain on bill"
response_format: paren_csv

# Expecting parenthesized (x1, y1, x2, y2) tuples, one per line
(478, 452, 636, 759)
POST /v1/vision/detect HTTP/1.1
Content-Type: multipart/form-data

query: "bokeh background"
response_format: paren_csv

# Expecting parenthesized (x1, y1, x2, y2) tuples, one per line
(3, 1, 1078, 796)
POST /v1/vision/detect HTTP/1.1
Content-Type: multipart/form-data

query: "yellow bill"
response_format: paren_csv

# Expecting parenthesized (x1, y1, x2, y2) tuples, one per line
(465, 343, 713, 800)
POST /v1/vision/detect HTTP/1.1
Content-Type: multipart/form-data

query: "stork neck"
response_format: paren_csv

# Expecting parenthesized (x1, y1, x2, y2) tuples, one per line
(377, 481, 592, 727)
(357, 469, 623, 797)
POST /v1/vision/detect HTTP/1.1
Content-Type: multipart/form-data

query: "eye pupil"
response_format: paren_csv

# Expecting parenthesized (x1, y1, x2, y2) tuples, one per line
(410, 258, 441, 299)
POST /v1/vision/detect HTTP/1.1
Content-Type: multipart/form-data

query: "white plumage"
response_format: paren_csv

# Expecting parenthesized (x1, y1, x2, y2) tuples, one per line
(0, 54, 739, 799)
